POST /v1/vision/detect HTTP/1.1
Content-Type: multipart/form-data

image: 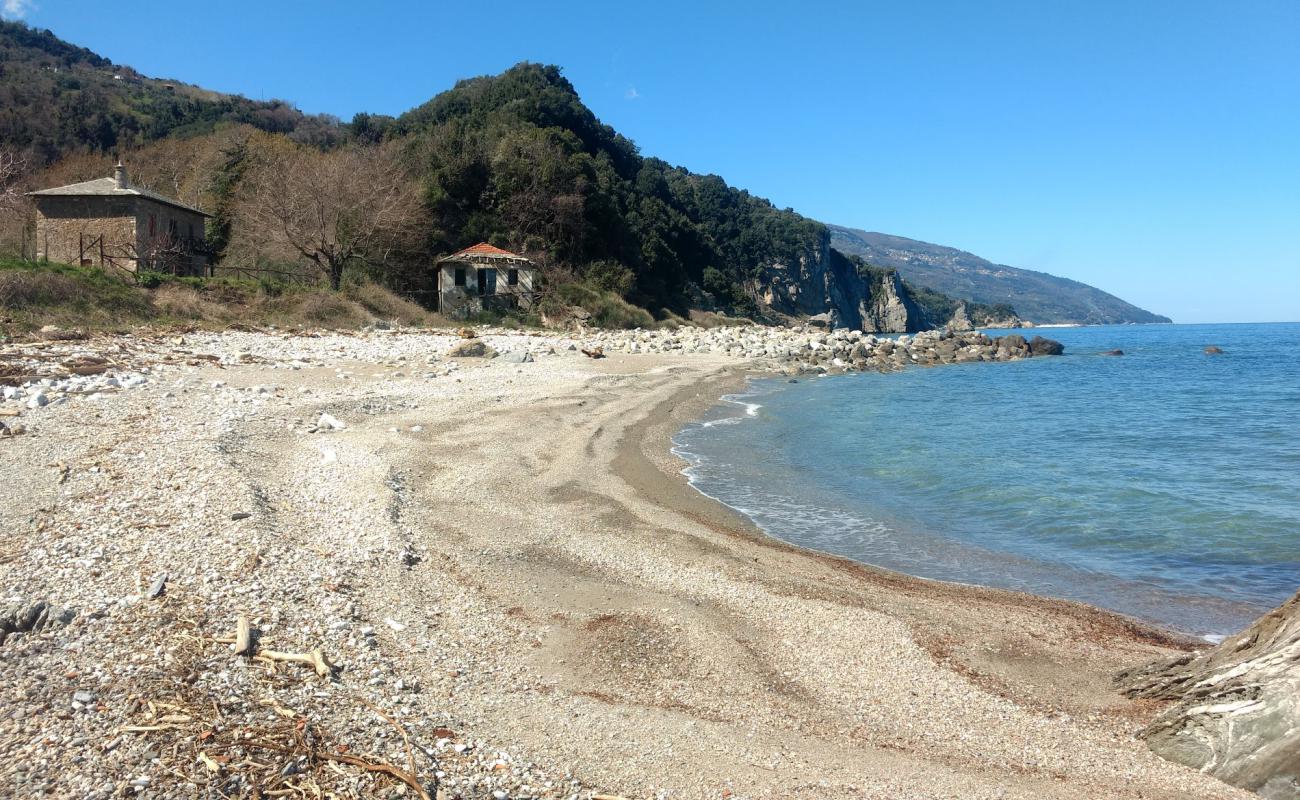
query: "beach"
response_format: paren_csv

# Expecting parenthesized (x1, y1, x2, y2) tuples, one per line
(0, 327, 1252, 799)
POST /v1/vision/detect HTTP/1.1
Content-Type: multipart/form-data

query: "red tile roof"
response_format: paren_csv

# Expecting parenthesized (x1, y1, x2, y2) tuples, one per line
(453, 243, 520, 258)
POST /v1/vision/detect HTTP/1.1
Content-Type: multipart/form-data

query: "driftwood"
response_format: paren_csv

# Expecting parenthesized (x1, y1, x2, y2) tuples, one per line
(581, 346, 605, 359)
(0, 408, 20, 417)
(255, 649, 333, 678)
(246, 741, 431, 800)
(234, 616, 252, 657)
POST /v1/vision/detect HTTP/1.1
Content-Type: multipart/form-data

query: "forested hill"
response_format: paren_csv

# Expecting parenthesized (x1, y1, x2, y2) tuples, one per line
(0, 20, 340, 165)
(2, 20, 1150, 329)
(829, 225, 1172, 325)
(384, 64, 831, 315)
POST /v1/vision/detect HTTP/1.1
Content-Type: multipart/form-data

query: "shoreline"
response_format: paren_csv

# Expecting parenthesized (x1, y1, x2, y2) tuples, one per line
(619, 369, 1201, 651)
(0, 329, 1250, 799)
(655, 371, 1229, 644)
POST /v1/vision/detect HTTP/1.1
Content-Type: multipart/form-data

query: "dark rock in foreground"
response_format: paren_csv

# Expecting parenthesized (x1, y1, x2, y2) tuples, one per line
(1029, 336, 1066, 356)
(1117, 590, 1300, 799)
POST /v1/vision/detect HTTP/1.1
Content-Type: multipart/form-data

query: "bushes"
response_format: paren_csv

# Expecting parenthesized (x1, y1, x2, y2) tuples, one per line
(343, 281, 437, 326)
(0, 259, 155, 328)
(289, 291, 368, 327)
(541, 282, 656, 329)
(151, 284, 225, 321)
(0, 260, 446, 333)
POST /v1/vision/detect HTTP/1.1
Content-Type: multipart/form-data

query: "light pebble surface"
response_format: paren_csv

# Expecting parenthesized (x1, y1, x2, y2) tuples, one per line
(0, 325, 1249, 799)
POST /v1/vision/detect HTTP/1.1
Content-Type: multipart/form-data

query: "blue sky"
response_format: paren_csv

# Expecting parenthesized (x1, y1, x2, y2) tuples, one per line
(10, 0, 1299, 322)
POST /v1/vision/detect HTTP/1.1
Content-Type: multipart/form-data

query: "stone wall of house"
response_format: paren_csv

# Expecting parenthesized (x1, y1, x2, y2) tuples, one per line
(133, 200, 206, 259)
(34, 196, 137, 268)
(34, 195, 207, 274)
(437, 261, 535, 317)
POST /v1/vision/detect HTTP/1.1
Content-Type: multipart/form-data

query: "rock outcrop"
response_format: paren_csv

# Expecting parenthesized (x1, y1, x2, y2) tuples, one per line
(1117, 591, 1300, 799)
(754, 231, 928, 333)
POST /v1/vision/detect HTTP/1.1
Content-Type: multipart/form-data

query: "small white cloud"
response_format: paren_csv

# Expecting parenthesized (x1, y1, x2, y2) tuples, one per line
(1, 0, 35, 19)
(625, 86, 640, 100)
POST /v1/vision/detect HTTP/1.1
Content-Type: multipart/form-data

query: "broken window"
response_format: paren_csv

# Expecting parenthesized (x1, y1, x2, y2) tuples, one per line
(454, 267, 467, 287)
(508, 268, 519, 286)
(479, 268, 496, 296)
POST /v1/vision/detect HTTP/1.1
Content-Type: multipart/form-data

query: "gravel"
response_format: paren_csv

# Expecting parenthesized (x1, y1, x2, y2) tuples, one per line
(0, 323, 1239, 800)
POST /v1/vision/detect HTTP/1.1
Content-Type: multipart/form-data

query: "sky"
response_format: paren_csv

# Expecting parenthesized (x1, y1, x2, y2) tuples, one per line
(7, 0, 1298, 323)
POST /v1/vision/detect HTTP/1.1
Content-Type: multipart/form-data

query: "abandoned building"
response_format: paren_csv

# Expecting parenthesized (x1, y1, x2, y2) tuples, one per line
(435, 243, 536, 317)
(27, 162, 211, 275)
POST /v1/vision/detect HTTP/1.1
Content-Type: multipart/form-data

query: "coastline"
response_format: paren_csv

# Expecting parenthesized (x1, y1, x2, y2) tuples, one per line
(659, 372, 1241, 642)
(0, 330, 1250, 799)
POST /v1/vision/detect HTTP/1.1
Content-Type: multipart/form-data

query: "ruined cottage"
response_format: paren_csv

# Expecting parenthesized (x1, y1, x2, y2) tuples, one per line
(27, 162, 211, 275)
(435, 243, 536, 317)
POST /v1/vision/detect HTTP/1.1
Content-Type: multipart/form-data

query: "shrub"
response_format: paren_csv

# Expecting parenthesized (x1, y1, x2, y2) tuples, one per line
(343, 282, 433, 326)
(292, 291, 368, 327)
(582, 260, 636, 297)
(0, 269, 89, 308)
(546, 282, 656, 329)
(152, 284, 225, 321)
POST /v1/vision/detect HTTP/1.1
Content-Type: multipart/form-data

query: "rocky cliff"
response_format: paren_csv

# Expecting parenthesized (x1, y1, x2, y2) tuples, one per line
(1117, 591, 1300, 799)
(754, 231, 930, 332)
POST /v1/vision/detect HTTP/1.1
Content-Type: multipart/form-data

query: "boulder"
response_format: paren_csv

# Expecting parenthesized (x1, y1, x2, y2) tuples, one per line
(806, 312, 834, 329)
(998, 334, 1029, 352)
(1205, 346, 1225, 355)
(1117, 590, 1300, 797)
(498, 350, 533, 364)
(1028, 336, 1065, 356)
(449, 340, 498, 358)
(37, 325, 86, 341)
(1101, 349, 1125, 356)
(317, 413, 346, 431)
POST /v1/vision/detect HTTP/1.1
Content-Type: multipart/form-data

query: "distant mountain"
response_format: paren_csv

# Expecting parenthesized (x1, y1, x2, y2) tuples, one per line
(828, 225, 1171, 325)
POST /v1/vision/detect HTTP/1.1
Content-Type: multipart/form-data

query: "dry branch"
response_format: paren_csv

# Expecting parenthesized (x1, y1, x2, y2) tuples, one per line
(254, 648, 333, 678)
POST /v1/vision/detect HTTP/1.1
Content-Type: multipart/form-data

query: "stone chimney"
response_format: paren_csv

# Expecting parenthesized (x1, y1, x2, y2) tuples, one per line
(114, 160, 128, 190)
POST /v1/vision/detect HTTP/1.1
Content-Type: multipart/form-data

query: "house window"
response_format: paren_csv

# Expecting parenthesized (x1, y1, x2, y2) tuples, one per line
(148, 214, 156, 237)
(454, 267, 467, 287)
(478, 268, 497, 296)
(508, 268, 519, 286)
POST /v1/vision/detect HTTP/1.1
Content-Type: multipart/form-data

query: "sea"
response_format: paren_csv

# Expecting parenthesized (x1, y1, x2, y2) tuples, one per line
(672, 322, 1300, 639)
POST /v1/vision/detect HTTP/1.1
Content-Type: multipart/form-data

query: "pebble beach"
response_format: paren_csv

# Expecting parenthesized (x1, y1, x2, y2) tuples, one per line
(0, 323, 1252, 799)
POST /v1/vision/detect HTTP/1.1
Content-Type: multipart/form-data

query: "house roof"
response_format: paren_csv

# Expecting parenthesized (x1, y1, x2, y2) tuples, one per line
(28, 176, 212, 217)
(437, 242, 530, 263)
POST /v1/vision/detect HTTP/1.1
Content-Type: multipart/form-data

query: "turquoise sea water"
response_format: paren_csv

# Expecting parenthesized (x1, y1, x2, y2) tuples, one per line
(673, 322, 1300, 637)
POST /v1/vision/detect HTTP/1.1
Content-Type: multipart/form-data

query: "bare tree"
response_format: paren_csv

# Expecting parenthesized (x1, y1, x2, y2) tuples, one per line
(237, 144, 422, 290)
(0, 149, 23, 213)
(0, 149, 30, 258)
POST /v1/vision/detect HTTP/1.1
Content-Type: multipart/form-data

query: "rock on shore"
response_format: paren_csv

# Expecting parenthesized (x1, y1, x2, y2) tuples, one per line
(1118, 590, 1300, 798)
(583, 325, 1065, 374)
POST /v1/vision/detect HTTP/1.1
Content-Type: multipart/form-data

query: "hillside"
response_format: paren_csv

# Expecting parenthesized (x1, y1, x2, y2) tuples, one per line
(829, 225, 1171, 325)
(1, 22, 985, 332)
(0, 20, 338, 165)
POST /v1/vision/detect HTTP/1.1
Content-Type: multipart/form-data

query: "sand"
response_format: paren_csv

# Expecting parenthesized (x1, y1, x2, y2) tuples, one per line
(0, 330, 1250, 799)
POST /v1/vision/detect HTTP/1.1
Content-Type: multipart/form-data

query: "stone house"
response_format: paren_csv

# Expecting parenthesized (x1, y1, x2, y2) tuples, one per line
(27, 162, 211, 275)
(435, 243, 536, 317)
